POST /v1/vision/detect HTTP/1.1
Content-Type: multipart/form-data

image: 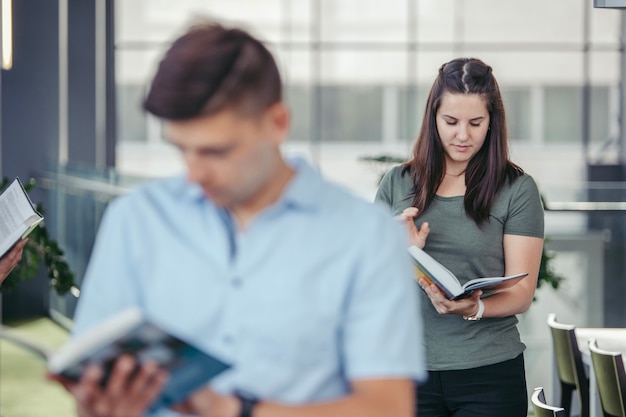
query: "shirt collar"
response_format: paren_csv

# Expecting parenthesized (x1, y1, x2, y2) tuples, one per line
(277, 156, 323, 211)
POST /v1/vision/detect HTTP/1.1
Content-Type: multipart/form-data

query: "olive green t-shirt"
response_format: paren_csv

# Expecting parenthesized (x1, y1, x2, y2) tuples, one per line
(375, 165, 544, 371)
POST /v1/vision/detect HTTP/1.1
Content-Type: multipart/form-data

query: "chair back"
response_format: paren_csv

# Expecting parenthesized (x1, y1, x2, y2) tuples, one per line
(548, 313, 585, 387)
(547, 313, 590, 417)
(532, 387, 566, 417)
(588, 338, 626, 417)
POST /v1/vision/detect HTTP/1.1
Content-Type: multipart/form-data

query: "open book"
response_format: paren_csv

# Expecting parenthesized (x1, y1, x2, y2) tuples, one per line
(46, 308, 231, 411)
(0, 177, 44, 258)
(408, 245, 527, 300)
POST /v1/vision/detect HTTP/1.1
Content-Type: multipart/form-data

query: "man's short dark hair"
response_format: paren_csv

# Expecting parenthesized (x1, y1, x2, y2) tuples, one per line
(144, 22, 282, 120)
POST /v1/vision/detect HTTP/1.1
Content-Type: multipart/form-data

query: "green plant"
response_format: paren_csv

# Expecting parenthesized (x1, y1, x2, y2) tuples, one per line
(359, 154, 564, 295)
(0, 177, 75, 295)
(536, 238, 564, 291)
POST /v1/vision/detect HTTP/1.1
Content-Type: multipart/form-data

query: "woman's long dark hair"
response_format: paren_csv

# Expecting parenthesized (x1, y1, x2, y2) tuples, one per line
(403, 57, 523, 224)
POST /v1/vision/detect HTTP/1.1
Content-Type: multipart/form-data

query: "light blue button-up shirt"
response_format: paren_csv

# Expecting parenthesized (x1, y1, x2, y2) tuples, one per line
(72, 158, 426, 416)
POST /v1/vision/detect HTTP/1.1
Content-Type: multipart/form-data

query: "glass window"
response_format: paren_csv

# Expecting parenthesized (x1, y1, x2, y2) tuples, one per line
(319, 51, 408, 84)
(319, 85, 382, 142)
(319, 0, 409, 42)
(280, 0, 314, 43)
(116, 83, 147, 143)
(116, 0, 283, 44)
(285, 85, 311, 143)
(589, 85, 615, 154)
(397, 85, 428, 143)
(544, 86, 583, 144)
(414, 0, 456, 44)
(113, 0, 626, 188)
(590, 4, 621, 46)
(463, 0, 584, 44)
(501, 87, 531, 142)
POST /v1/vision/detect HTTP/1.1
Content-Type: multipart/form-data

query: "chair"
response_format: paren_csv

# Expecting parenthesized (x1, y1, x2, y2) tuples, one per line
(533, 387, 566, 417)
(547, 313, 590, 417)
(588, 338, 626, 417)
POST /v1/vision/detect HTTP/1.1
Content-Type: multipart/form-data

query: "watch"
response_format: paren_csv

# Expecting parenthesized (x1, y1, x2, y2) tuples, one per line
(463, 299, 484, 321)
(234, 390, 259, 417)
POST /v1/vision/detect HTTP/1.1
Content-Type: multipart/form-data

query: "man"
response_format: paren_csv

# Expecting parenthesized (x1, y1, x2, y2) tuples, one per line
(59, 22, 425, 417)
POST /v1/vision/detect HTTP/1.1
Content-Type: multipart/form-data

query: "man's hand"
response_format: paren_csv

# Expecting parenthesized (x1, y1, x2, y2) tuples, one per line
(0, 238, 27, 284)
(395, 207, 430, 248)
(48, 355, 168, 417)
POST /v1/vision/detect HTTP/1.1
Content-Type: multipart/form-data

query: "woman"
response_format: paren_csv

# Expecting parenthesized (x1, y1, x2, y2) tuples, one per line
(375, 57, 544, 417)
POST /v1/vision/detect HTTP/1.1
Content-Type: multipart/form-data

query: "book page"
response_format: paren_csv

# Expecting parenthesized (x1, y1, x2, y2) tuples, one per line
(463, 273, 528, 292)
(0, 179, 41, 257)
(0, 179, 37, 241)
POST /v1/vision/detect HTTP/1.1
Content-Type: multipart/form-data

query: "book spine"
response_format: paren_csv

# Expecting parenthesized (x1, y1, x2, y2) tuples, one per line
(414, 265, 456, 299)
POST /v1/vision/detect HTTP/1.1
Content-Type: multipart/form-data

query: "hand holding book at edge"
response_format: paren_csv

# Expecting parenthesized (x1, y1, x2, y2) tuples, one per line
(396, 207, 481, 317)
(0, 238, 27, 284)
(418, 278, 484, 318)
(395, 207, 430, 249)
(47, 355, 169, 417)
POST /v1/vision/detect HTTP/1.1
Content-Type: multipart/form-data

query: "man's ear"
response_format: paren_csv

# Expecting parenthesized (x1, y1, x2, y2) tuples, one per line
(265, 102, 290, 145)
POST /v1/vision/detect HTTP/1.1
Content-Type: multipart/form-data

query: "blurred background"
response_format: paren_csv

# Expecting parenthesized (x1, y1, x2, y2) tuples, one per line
(1, 0, 626, 415)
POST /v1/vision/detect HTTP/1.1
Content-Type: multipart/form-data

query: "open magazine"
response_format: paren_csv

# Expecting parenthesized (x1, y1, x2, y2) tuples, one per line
(408, 245, 527, 300)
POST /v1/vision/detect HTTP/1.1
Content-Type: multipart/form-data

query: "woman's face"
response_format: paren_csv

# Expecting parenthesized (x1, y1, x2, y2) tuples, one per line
(435, 92, 490, 173)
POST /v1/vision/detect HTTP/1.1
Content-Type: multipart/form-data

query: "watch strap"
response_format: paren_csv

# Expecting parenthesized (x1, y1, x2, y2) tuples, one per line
(235, 390, 259, 417)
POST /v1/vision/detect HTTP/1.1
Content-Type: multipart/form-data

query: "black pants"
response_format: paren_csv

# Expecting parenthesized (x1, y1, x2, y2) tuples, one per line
(417, 354, 528, 417)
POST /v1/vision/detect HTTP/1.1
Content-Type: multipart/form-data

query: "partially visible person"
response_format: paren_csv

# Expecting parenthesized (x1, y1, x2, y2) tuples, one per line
(375, 57, 544, 417)
(0, 238, 27, 284)
(52, 22, 426, 417)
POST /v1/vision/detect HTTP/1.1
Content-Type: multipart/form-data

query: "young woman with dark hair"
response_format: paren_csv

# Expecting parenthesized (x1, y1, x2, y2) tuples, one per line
(376, 57, 545, 417)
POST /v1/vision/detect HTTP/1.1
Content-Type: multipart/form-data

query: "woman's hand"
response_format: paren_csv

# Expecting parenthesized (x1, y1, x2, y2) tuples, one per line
(396, 207, 430, 249)
(418, 278, 483, 317)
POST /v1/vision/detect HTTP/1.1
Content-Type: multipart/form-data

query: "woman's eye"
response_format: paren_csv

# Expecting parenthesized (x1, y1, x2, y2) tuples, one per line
(470, 123, 481, 127)
(445, 121, 456, 126)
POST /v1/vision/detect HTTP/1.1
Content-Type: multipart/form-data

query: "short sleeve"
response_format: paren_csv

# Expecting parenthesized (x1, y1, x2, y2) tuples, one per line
(374, 169, 395, 207)
(341, 209, 427, 383)
(503, 175, 545, 238)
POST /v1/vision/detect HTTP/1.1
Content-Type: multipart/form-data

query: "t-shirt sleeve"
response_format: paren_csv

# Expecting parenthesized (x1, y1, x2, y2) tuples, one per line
(341, 207, 427, 383)
(503, 175, 545, 238)
(374, 167, 397, 207)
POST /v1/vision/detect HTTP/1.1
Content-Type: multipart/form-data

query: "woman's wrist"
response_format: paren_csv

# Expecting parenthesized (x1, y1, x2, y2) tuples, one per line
(463, 299, 484, 321)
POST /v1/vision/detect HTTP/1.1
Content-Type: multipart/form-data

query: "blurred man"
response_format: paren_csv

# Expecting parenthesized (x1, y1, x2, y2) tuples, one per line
(57, 22, 425, 417)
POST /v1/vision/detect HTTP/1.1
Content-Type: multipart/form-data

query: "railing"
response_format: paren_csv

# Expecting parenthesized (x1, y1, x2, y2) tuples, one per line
(38, 166, 144, 326)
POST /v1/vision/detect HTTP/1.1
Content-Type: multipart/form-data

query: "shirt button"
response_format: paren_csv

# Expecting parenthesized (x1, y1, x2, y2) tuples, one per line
(223, 334, 234, 345)
(232, 277, 242, 287)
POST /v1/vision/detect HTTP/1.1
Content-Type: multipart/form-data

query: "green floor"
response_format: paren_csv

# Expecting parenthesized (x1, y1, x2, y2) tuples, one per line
(0, 317, 75, 417)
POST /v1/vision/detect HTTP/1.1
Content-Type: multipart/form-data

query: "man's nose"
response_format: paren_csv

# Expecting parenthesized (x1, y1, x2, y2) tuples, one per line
(185, 154, 214, 184)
